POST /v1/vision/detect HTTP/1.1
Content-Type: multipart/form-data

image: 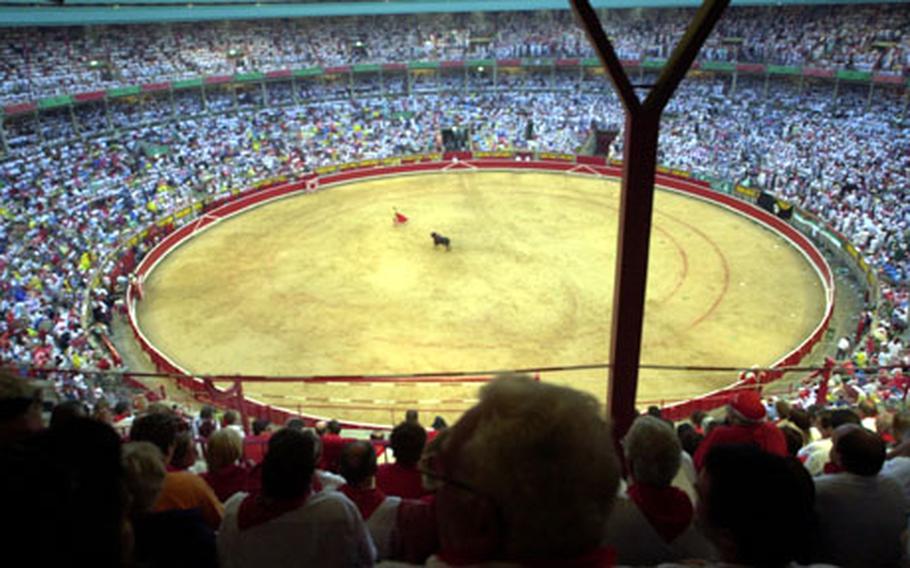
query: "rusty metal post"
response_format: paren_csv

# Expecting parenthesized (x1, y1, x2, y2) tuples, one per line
(571, 0, 729, 439)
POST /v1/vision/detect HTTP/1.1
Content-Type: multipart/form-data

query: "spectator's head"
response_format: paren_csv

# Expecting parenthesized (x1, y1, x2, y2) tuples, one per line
(122, 441, 166, 515)
(390, 420, 427, 467)
(430, 375, 619, 562)
(200, 405, 214, 420)
(339, 440, 378, 487)
(405, 409, 420, 424)
(327, 419, 342, 435)
(676, 422, 703, 457)
(262, 428, 316, 500)
(432, 415, 448, 430)
(285, 418, 305, 431)
(170, 431, 197, 470)
(775, 399, 791, 421)
(2, 417, 126, 565)
(690, 410, 707, 429)
(252, 419, 270, 436)
(145, 402, 172, 416)
(314, 420, 327, 435)
(830, 408, 861, 430)
(223, 410, 240, 427)
(892, 411, 910, 443)
(831, 424, 885, 476)
(50, 400, 87, 430)
(858, 399, 877, 419)
(815, 408, 833, 436)
(699, 445, 815, 566)
(114, 400, 131, 417)
(727, 390, 766, 424)
(0, 370, 44, 443)
(780, 426, 804, 457)
(646, 405, 663, 419)
(787, 407, 810, 435)
(206, 427, 243, 473)
(129, 412, 180, 460)
(623, 415, 681, 487)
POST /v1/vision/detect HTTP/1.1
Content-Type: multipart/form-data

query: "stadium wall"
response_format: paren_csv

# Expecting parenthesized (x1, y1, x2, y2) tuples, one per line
(120, 154, 835, 427)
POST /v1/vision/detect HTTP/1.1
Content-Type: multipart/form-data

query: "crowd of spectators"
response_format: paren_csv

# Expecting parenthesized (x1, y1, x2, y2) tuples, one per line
(1, 70, 907, 398)
(5, 369, 910, 567)
(1, 4, 908, 105)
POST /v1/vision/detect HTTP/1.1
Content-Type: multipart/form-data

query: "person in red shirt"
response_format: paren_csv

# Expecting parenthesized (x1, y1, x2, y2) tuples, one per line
(202, 428, 250, 503)
(243, 419, 271, 465)
(318, 419, 352, 473)
(376, 420, 428, 499)
(693, 389, 787, 471)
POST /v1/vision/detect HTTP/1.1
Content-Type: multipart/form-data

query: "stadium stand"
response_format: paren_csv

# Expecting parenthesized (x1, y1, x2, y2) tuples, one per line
(1, 5, 910, 565)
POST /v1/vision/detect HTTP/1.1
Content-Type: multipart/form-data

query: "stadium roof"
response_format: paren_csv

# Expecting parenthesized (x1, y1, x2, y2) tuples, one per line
(1, 0, 908, 27)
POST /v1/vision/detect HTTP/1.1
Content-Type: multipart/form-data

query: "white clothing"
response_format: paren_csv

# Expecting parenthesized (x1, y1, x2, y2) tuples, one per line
(602, 496, 716, 565)
(217, 490, 376, 568)
(797, 438, 832, 476)
(317, 469, 346, 492)
(227, 423, 246, 439)
(882, 456, 910, 504)
(366, 496, 402, 560)
(813, 472, 908, 567)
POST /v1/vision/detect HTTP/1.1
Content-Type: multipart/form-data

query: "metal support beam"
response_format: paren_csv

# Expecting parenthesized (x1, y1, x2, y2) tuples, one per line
(571, 0, 729, 439)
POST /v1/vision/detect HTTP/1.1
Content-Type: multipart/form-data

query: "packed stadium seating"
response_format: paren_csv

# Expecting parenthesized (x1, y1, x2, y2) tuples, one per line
(2, 4, 910, 566)
(0, 4, 907, 105)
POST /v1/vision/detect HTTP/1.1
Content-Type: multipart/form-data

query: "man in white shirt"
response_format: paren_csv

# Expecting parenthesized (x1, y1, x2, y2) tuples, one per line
(814, 424, 908, 567)
(217, 428, 375, 568)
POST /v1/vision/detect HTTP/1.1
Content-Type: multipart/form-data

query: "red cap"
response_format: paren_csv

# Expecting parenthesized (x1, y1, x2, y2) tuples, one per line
(730, 390, 765, 421)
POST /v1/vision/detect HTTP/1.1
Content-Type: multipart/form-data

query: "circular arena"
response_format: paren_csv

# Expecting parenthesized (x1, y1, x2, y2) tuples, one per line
(130, 161, 831, 426)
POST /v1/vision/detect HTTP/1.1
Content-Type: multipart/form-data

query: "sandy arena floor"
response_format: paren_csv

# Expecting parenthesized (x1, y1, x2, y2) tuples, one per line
(137, 171, 826, 425)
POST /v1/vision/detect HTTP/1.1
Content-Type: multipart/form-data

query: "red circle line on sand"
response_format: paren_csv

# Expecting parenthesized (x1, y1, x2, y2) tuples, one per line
(654, 210, 732, 330)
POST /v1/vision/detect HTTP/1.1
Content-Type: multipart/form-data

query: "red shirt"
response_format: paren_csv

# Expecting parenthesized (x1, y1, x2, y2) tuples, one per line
(319, 434, 352, 473)
(376, 463, 426, 499)
(243, 433, 270, 464)
(201, 463, 250, 503)
(693, 421, 788, 470)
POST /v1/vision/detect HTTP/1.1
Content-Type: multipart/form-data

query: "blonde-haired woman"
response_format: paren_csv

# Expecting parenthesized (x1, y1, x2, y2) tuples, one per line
(201, 428, 250, 503)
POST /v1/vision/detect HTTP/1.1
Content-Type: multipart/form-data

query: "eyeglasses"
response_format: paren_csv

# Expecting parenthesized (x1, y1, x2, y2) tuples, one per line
(417, 461, 509, 546)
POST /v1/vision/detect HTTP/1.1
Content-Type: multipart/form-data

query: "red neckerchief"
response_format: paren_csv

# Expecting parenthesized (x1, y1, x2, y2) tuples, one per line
(823, 461, 844, 475)
(237, 491, 310, 531)
(339, 484, 387, 520)
(627, 483, 694, 543)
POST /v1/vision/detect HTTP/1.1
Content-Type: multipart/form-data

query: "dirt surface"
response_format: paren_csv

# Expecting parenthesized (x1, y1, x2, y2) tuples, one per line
(134, 171, 827, 425)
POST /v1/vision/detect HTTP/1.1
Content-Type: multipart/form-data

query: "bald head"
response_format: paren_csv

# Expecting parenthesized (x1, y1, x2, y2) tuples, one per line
(339, 440, 377, 487)
(833, 424, 885, 476)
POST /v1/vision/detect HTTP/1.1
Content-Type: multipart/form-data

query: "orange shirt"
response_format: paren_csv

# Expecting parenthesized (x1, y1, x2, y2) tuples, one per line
(154, 471, 224, 530)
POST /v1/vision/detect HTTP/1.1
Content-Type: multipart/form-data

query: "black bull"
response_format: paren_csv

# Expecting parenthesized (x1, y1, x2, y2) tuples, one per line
(430, 232, 451, 250)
